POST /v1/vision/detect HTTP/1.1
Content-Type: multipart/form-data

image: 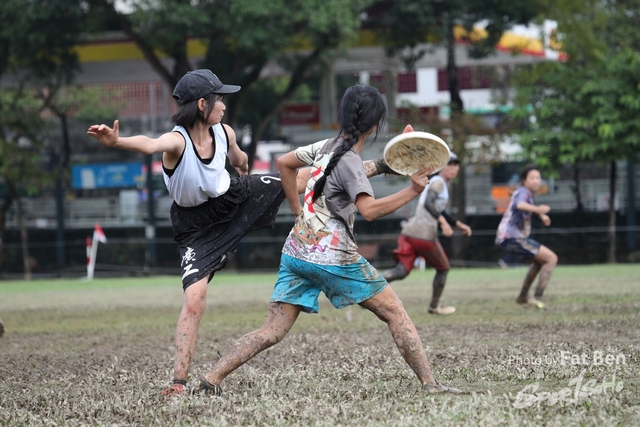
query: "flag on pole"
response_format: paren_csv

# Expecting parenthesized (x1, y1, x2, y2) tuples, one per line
(87, 223, 107, 280)
(93, 223, 107, 244)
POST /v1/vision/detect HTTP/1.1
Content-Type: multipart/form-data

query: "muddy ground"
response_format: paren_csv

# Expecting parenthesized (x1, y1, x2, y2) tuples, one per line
(0, 266, 638, 426)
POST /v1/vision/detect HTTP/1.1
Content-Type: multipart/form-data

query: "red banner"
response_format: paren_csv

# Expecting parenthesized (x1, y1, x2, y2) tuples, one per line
(279, 103, 320, 126)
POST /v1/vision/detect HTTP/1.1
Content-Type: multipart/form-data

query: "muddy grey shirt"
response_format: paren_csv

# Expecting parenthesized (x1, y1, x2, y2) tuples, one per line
(401, 175, 448, 241)
(282, 138, 374, 265)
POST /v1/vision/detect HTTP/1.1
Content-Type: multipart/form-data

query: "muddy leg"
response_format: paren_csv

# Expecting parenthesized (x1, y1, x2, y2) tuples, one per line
(173, 278, 208, 382)
(429, 269, 449, 309)
(381, 263, 409, 283)
(518, 263, 541, 301)
(204, 302, 301, 385)
(359, 286, 436, 387)
(532, 245, 558, 298)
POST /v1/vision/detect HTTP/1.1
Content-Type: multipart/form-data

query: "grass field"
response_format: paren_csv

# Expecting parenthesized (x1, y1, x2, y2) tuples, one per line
(1, 265, 639, 426)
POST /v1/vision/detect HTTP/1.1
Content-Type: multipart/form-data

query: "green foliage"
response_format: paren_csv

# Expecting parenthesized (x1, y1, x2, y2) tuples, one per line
(512, 53, 640, 171)
(511, 0, 640, 172)
(0, 0, 82, 82)
(0, 90, 47, 195)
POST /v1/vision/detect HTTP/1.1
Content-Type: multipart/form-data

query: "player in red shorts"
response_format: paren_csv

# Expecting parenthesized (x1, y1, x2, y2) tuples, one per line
(382, 153, 471, 315)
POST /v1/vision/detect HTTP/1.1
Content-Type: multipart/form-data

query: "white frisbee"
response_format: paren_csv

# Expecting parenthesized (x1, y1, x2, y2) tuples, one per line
(383, 131, 451, 176)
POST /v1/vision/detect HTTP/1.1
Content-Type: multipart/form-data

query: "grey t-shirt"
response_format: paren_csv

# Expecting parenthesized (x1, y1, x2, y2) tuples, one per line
(282, 138, 374, 265)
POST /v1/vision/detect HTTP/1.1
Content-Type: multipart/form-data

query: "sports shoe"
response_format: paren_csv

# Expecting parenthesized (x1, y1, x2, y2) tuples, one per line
(192, 377, 223, 396)
(423, 381, 463, 394)
(516, 296, 544, 309)
(161, 382, 186, 397)
(428, 305, 456, 315)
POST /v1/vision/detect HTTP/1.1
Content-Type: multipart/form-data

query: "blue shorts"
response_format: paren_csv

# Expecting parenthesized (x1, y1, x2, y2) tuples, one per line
(271, 254, 388, 314)
(501, 238, 541, 261)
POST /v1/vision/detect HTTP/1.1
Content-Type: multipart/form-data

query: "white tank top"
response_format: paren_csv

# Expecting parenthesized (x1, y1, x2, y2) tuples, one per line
(162, 124, 231, 207)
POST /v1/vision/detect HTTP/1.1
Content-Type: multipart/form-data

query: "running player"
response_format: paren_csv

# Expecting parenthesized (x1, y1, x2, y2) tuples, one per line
(192, 84, 461, 396)
(495, 164, 557, 308)
(382, 153, 472, 315)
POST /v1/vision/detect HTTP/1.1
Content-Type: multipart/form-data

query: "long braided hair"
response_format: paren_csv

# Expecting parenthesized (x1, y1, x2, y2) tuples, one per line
(312, 85, 387, 202)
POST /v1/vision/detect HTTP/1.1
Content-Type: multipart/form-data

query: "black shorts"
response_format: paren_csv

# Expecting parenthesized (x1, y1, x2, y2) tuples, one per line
(171, 173, 285, 289)
(500, 237, 541, 262)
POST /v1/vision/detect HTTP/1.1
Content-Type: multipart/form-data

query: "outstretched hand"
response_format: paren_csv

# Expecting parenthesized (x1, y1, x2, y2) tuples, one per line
(87, 120, 120, 147)
(409, 167, 434, 193)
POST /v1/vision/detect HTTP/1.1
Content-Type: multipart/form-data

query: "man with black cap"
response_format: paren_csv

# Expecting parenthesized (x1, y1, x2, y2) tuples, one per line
(87, 69, 296, 396)
(382, 152, 472, 315)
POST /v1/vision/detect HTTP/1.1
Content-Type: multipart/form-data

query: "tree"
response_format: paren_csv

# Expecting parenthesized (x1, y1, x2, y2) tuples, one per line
(0, 0, 84, 276)
(87, 0, 364, 170)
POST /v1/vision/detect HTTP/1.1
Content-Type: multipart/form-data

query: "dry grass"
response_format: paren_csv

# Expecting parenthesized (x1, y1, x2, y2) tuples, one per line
(1, 265, 639, 426)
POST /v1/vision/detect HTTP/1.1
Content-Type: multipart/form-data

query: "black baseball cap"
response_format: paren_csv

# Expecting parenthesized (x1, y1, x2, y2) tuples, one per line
(448, 152, 461, 164)
(172, 69, 241, 105)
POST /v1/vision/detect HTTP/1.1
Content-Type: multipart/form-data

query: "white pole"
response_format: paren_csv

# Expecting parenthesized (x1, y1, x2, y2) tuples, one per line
(87, 237, 99, 280)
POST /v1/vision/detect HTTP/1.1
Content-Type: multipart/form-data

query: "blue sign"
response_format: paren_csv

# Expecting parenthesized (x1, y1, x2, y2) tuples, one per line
(71, 162, 144, 189)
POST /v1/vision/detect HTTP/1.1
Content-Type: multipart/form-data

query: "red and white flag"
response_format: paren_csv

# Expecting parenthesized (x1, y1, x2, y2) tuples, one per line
(93, 223, 107, 244)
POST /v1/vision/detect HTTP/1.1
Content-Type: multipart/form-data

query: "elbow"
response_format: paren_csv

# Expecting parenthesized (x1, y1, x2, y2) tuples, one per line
(360, 211, 377, 222)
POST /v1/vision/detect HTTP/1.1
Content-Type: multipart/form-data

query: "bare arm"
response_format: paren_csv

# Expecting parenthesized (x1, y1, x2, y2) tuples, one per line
(355, 168, 431, 221)
(87, 119, 183, 155)
(438, 215, 454, 236)
(224, 124, 248, 176)
(516, 201, 550, 215)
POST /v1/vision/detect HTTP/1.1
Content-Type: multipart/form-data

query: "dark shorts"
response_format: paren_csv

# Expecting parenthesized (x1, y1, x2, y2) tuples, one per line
(392, 234, 450, 272)
(500, 238, 541, 261)
(171, 173, 285, 290)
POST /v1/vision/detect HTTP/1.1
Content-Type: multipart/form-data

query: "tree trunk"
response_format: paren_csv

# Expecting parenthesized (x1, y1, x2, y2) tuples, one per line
(607, 160, 617, 263)
(445, 13, 467, 262)
(0, 181, 16, 272)
(16, 195, 32, 280)
(383, 57, 398, 129)
(571, 164, 584, 212)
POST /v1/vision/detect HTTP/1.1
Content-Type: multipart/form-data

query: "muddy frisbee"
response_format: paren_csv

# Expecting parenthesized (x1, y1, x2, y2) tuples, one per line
(383, 131, 451, 176)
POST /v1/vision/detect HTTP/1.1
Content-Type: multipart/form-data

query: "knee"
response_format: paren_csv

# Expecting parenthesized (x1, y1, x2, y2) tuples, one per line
(258, 326, 289, 348)
(383, 263, 409, 282)
(546, 252, 558, 267)
(182, 293, 207, 318)
(373, 300, 406, 325)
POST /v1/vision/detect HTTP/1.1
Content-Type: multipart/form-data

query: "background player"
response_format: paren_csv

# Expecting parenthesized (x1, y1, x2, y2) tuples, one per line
(495, 164, 557, 308)
(382, 153, 472, 315)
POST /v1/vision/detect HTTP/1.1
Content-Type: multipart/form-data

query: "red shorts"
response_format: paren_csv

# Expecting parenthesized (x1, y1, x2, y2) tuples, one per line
(391, 234, 450, 272)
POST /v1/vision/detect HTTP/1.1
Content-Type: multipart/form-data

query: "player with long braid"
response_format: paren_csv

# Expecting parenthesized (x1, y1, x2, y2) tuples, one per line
(193, 85, 461, 396)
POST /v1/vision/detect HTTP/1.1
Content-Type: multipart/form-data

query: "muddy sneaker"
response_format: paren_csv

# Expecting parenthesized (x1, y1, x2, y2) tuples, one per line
(192, 377, 223, 396)
(423, 381, 463, 394)
(428, 306, 456, 315)
(516, 297, 544, 309)
(161, 381, 187, 397)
